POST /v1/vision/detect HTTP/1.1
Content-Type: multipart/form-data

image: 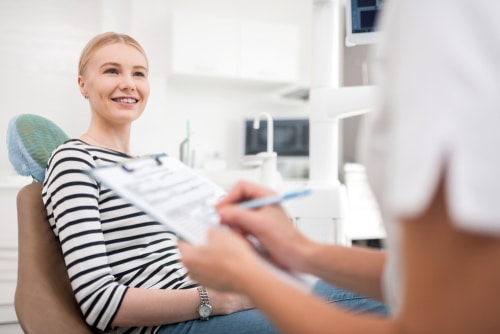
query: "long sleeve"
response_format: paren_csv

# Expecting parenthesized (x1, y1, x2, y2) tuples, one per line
(42, 140, 196, 333)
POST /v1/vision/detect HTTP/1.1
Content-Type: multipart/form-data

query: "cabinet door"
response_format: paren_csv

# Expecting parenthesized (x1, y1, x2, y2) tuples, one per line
(239, 21, 300, 83)
(171, 12, 239, 78)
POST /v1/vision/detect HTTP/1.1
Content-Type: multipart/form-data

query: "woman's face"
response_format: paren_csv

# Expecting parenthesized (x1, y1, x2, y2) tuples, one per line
(78, 43, 150, 126)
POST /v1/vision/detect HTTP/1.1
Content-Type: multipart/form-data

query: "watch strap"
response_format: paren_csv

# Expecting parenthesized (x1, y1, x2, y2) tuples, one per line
(197, 286, 212, 320)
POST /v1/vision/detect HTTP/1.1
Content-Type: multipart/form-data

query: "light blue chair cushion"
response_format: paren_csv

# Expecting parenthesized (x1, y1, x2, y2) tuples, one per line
(6, 114, 69, 182)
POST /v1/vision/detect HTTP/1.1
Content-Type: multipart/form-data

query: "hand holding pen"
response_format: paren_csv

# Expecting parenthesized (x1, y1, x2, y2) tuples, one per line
(233, 187, 311, 256)
(215, 183, 311, 244)
(180, 181, 315, 291)
(213, 181, 315, 271)
(217, 181, 311, 211)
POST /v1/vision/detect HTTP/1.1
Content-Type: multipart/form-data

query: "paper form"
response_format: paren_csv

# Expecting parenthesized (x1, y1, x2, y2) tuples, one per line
(89, 154, 225, 245)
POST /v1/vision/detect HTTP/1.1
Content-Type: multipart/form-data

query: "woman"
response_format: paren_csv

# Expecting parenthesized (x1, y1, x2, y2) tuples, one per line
(179, 0, 500, 333)
(42, 32, 385, 334)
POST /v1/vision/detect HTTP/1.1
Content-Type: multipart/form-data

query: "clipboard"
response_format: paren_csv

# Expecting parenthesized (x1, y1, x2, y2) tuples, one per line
(88, 153, 316, 290)
(88, 153, 226, 245)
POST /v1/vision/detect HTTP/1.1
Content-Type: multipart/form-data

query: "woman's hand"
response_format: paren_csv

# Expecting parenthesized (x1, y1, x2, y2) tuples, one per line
(206, 286, 254, 315)
(179, 227, 269, 294)
(216, 181, 316, 272)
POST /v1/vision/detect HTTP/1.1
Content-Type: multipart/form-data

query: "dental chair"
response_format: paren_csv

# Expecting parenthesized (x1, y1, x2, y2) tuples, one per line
(7, 114, 99, 333)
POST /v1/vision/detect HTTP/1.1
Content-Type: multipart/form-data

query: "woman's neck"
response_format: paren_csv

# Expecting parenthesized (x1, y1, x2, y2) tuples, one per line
(79, 132, 130, 154)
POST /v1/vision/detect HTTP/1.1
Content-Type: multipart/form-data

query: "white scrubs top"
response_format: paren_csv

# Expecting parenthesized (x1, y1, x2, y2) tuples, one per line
(361, 0, 500, 315)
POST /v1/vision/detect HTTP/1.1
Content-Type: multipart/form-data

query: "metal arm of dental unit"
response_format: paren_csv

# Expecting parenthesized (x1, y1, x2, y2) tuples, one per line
(285, 0, 377, 245)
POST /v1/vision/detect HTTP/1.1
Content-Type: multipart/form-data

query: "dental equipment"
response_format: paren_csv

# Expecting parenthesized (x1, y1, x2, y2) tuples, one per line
(285, 0, 377, 245)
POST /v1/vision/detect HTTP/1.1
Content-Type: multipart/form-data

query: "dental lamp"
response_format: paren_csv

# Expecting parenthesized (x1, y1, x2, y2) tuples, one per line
(285, 0, 377, 245)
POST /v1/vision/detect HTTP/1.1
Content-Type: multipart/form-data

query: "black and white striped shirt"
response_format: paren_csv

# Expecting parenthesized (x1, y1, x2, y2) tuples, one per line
(42, 139, 196, 333)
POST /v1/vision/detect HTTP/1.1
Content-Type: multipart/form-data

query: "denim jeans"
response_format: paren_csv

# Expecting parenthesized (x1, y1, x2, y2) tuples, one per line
(157, 280, 388, 334)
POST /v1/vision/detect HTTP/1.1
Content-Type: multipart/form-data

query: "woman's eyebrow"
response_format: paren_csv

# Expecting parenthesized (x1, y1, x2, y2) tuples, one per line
(133, 65, 148, 72)
(99, 62, 148, 71)
(99, 62, 121, 69)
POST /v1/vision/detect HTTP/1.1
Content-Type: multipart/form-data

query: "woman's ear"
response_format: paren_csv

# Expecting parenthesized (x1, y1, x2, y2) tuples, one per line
(78, 75, 88, 99)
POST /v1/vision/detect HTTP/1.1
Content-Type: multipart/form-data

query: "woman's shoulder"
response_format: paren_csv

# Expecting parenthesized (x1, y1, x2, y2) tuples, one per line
(50, 139, 132, 165)
(43, 139, 132, 187)
(49, 139, 95, 162)
(43, 140, 96, 179)
(54, 138, 90, 151)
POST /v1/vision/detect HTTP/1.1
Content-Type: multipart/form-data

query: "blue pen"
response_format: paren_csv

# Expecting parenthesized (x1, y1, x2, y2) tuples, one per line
(239, 188, 312, 209)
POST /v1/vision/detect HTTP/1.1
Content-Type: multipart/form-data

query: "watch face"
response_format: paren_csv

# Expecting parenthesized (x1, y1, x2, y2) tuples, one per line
(199, 304, 213, 318)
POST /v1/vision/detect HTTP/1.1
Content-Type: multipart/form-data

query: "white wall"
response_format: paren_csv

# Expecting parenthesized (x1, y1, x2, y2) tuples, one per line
(0, 0, 101, 175)
(0, 0, 313, 177)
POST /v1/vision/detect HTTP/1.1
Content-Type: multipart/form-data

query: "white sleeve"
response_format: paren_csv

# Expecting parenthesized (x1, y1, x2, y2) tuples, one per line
(363, 0, 500, 235)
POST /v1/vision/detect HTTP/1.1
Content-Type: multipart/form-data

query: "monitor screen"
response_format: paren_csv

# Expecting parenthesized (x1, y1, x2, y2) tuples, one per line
(244, 119, 309, 157)
(345, 0, 384, 46)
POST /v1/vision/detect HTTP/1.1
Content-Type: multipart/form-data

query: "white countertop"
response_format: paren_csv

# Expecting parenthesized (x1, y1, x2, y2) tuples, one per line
(0, 174, 32, 189)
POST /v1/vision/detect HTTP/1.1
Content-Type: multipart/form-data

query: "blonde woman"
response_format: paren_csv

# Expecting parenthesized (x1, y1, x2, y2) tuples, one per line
(43, 32, 386, 334)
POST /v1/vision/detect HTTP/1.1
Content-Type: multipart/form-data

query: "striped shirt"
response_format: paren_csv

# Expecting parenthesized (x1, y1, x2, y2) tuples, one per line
(42, 139, 197, 333)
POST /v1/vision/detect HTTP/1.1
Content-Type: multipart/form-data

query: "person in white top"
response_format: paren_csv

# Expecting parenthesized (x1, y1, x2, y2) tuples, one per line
(178, 0, 500, 333)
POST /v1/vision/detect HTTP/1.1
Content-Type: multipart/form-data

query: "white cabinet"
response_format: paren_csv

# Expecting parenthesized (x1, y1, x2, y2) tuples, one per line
(171, 12, 239, 78)
(170, 11, 300, 83)
(239, 21, 300, 82)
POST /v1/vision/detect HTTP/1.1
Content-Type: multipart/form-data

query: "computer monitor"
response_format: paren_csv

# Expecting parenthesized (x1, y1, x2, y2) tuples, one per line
(345, 0, 384, 46)
(243, 118, 309, 179)
(243, 118, 309, 157)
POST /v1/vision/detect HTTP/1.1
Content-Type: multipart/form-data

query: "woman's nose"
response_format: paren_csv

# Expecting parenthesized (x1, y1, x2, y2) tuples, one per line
(120, 74, 136, 91)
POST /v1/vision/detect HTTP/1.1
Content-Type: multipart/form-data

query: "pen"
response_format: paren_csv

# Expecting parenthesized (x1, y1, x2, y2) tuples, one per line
(239, 188, 312, 210)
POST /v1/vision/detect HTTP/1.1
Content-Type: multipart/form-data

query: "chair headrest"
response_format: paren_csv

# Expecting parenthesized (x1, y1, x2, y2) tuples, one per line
(6, 114, 69, 182)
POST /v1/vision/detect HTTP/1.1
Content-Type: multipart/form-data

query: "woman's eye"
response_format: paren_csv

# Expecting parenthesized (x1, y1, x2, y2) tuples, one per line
(134, 71, 146, 77)
(105, 68, 118, 74)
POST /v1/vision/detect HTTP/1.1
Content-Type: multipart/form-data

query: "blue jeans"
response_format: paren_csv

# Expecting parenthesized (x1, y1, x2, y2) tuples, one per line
(157, 280, 388, 334)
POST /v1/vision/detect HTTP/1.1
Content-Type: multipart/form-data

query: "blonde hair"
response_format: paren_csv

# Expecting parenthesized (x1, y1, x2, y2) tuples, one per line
(78, 32, 148, 75)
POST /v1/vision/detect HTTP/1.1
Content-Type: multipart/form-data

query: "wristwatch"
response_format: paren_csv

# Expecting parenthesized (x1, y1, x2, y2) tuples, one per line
(197, 286, 213, 320)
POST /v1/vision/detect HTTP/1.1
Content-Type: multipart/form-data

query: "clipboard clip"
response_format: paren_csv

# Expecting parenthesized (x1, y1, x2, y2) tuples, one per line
(121, 154, 165, 173)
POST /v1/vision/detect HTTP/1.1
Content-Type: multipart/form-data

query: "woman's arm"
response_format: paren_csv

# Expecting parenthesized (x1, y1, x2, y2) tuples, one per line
(113, 287, 253, 327)
(396, 180, 500, 333)
(217, 181, 386, 299)
(298, 243, 386, 300)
